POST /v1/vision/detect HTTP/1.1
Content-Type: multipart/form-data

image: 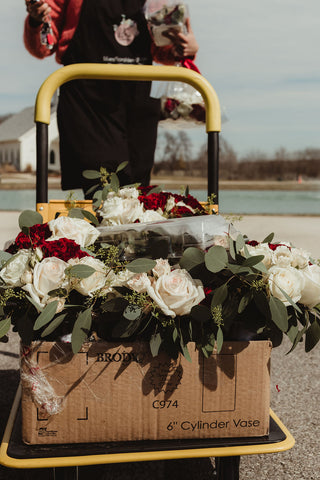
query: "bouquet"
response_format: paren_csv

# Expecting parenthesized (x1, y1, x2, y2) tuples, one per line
(1, 193, 320, 361)
(144, 0, 189, 47)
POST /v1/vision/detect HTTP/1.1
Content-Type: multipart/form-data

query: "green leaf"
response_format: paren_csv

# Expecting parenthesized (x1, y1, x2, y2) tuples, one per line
(251, 262, 268, 274)
(262, 232, 274, 244)
(286, 326, 307, 354)
(227, 264, 251, 275)
(179, 247, 204, 271)
(33, 300, 59, 330)
(82, 170, 102, 179)
(238, 293, 252, 314)
(269, 296, 288, 332)
(47, 288, 68, 298)
(41, 314, 67, 338)
(242, 255, 265, 267)
(116, 161, 129, 173)
(19, 210, 43, 233)
(0, 317, 11, 339)
(123, 305, 142, 321)
(211, 283, 228, 307)
(71, 308, 92, 354)
(81, 209, 99, 226)
(0, 251, 12, 268)
(126, 258, 156, 273)
(229, 239, 236, 260)
(102, 184, 112, 201)
(84, 183, 100, 196)
(65, 264, 96, 279)
(253, 291, 270, 318)
(92, 190, 103, 209)
(216, 326, 224, 353)
(287, 324, 299, 343)
(68, 208, 84, 219)
(150, 332, 162, 357)
(305, 319, 320, 352)
(235, 234, 245, 254)
(172, 327, 178, 343)
(205, 246, 228, 273)
(278, 287, 302, 314)
(146, 185, 165, 195)
(110, 172, 120, 193)
(180, 337, 191, 362)
(190, 305, 211, 322)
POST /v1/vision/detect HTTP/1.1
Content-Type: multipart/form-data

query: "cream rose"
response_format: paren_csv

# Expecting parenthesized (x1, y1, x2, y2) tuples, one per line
(149, 269, 205, 318)
(290, 248, 311, 269)
(22, 257, 69, 310)
(268, 266, 305, 305)
(140, 209, 165, 223)
(300, 265, 320, 308)
(72, 256, 107, 296)
(246, 243, 273, 268)
(48, 216, 100, 247)
(118, 187, 140, 199)
(271, 245, 293, 268)
(127, 272, 151, 293)
(0, 249, 31, 287)
(152, 259, 171, 277)
(99, 196, 144, 226)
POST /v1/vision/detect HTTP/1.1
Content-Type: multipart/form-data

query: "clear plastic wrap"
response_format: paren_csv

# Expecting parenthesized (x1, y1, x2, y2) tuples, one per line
(144, 0, 188, 46)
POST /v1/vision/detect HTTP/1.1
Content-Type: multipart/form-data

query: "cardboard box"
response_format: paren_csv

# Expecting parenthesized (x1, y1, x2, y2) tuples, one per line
(21, 340, 271, 445)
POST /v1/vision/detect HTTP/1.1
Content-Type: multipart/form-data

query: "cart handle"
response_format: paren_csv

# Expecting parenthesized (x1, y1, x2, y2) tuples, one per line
(35, 63, 220, 203)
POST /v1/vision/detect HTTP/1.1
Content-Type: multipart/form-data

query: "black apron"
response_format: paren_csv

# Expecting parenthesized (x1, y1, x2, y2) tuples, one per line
(57, 0, 160, 192)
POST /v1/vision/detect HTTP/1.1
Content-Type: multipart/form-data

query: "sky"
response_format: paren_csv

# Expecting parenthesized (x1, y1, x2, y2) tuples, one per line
(1, 0, 320, 157)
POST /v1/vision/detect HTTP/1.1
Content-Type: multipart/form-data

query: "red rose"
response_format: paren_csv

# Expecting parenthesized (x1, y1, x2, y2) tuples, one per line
(169, 206, 194, 218)
(138, 185, 157, 195)
(138, 192, 169, 211)
(247, 240, 259, 247)
(6, 223, 51, 252)
(41, 238, 89, 262)
(190, 104, 206, 123)
(164, 98, 179, 113)
(268, 243, 290, 251)
(172, 194, 205, 213)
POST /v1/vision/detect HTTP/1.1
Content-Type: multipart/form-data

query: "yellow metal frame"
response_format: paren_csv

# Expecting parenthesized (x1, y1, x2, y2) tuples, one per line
(35, 63, 221, 132)
(0, 385, 295, 469)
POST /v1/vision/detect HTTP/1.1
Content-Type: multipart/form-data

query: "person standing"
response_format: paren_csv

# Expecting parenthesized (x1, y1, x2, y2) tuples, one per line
(24, 0, 199, 196)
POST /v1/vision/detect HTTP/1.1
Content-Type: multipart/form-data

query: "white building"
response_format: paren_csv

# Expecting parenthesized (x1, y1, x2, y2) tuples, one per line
(0, 106, 60, 172)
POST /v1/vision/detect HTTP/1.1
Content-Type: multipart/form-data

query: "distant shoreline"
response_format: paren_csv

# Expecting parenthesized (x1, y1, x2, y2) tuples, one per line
(0, 173, 319, 191)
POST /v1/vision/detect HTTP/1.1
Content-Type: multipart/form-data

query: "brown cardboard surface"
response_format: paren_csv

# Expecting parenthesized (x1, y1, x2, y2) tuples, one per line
(21, 340, 271, 445)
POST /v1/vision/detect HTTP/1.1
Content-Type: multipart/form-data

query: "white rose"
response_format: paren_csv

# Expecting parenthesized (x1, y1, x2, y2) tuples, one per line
(127, 272, 151, 293)
(212, 235, 229, 249)
(268, 266, 305, 305)
(290, 248, 311, 269)
(47, 296, 66, 313)
(110, 269, 134, 287)
(0, 249, 31, 287)
(150, 269, 205, 318)
(246, 243, 273, 268)
(99, 196, 144, 226)
(20, 269, 33, 285)
(271, 245, 293, 268)
(165, 196, 176, 212)
(31, 257, 69, 298)
(72, 256, 107, 296)
(300, 265, 320, 308)
(48, 216, 100, 247)
(152, 259, 171, 277)
(140, 209, 165, 223)
(118, 187, 139, 199)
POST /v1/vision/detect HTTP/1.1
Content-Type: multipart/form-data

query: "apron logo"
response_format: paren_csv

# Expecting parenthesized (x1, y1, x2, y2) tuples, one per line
(114, 15, 139, 46)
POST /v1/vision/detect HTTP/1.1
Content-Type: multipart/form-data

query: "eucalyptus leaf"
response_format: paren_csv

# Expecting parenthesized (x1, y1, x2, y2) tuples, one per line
(235, 235, 245, 254)
(146, 185, 165, 195)
(0, 251, 12, 268)
(278, 287, 302, 314)
(150, 332, 162, 357)
(101, 297, 128, 313)
(269, 296, 288, 332)
(216, 326, 224, 353)
(238, 293, 251, 314)
(84, 183, 100, 196)
(286, 326, 307, 354)
(18, 210, 43, 232)
(68, 208, 84, 219)
(253, 291, 270, 319)
(211, 283, 228, 307)
(123, 305, 142, 321)
(205, 246, 228, 273)
(47, 288, 68, 298)
(71, 308, 92, 354)
(179, 247, 205, 271)
(33, 300, 59, 330)
(305, 319, 320, 352)
(110, 172, 120, 193)
(65, 264, 96, 279)
(287, 324, 299, 343)
(102, 184, 112, 201)
(81, 209, 99, 226)
(126, 258, 156, 273)
(242, 255, 265, 267)
(116, 160, 129, 173)
(227, 264, 251, 275)
(262, 232, 274, 244)
(172, 327, 178, 343)
(0, 317, 11, 339)
(229, 239, 236, 261)
(92, 190, 103, 209)
(180, 341, 191, 362)
(82, 170, 102, 179)
(41, 314, 67, 338)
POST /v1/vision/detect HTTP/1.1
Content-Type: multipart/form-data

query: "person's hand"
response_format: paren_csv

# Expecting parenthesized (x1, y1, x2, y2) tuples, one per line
(25, 0, 51, 23)
(164, 18, 199, 58)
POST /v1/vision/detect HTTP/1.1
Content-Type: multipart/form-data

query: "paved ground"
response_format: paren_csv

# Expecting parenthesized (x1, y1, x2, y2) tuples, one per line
(0, 212, 319, 478)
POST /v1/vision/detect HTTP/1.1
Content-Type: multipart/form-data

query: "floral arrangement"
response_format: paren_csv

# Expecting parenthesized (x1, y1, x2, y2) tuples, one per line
(160, 81, 206, 125)
(144, 1, 188, 47)
(0, 198, 320, 360)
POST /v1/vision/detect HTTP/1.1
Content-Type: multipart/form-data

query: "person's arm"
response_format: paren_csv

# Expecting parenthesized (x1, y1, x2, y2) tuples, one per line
(23, 0, 67, 59)
(151, 17, 199, 65)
